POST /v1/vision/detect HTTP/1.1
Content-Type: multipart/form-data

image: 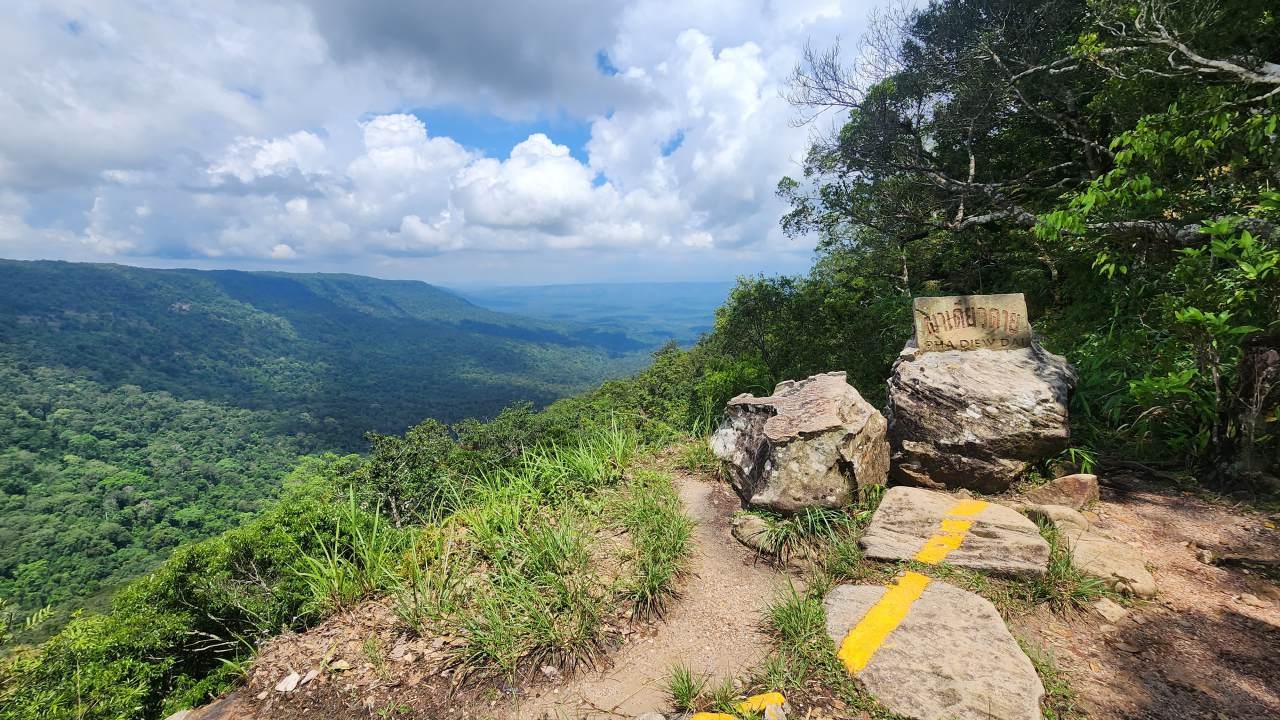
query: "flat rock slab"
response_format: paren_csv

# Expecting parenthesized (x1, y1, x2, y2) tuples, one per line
(1022, 503, 1158, 598)
(825, 578, 1044, 720)
(861, 486, 1050, 577)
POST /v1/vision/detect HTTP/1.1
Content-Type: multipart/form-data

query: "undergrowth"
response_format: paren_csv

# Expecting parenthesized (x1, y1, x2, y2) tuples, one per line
(395, 427, 692, 679)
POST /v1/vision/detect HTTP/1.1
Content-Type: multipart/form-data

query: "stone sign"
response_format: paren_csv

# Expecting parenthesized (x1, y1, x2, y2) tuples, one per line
(913, 293, 1031, 353)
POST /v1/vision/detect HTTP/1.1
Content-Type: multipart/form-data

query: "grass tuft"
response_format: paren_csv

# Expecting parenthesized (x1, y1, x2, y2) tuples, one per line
(1030, 521, 1111, 610)
(665, 663, 710, 712)
(292, 491, 406, 616)
(617, 470, 694, 618)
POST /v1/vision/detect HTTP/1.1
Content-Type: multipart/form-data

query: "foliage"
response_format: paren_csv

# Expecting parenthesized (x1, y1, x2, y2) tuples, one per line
(0, 454, 363, 719)
(0, 261, 656, 624)
(732, 0, 1280, 486)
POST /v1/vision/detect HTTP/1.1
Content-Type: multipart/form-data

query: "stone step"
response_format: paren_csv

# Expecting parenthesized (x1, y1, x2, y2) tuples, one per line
(860, 486, 1050, 577)
(825, 574, 1044, 720)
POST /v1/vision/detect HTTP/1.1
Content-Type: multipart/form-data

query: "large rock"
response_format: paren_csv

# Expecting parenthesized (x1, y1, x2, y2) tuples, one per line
(825, 578, 1044, 720)
(710, 372, 889, 513)
(861, 487, 1050, 577)
(887, 344, 1077, 492)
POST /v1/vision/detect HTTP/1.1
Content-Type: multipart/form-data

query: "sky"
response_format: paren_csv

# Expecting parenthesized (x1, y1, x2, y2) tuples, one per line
(0, 0, 880, 285)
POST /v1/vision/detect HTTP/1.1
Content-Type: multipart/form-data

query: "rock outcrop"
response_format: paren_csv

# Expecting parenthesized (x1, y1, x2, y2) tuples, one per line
(860, 487, 1050, 577)
(886, 343, 1077, 492)
(825, 577, 1044, 720)
(711, 371, 889, 513)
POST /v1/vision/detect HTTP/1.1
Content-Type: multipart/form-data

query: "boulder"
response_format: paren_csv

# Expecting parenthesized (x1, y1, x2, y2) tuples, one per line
(825, 578, 1044, 720)
(710, 372, 889, 512)
(886, 344, 1076, 493)
(1023, 473, 1099, 509)
(861, 486, 1050, 577)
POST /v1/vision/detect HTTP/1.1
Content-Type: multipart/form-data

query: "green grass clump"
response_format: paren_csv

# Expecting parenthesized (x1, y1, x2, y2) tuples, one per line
(665, 663, 710, 712)
(396, 428, 692, 679)
(663, 664, 741, 715)
(292, 492, 407, 616)
(617, 470, 694, 618)
(1029, 522, 1111, 610)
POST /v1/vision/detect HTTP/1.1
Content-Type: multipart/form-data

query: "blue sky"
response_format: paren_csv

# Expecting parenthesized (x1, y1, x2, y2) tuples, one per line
(0, 0, 877, 284)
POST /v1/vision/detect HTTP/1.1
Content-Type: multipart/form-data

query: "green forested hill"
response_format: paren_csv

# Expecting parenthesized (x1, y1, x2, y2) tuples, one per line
(0, 261, 647, 444)
(0, 260, 648, 621)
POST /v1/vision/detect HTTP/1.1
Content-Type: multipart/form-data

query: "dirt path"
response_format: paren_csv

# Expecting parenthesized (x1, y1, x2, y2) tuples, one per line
(506, 470, 788, 720)
(1013, 476, 1280, 720)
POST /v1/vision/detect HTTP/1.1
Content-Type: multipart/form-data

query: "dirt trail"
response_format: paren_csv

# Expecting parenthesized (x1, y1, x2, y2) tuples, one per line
(507, 470, 788, 720)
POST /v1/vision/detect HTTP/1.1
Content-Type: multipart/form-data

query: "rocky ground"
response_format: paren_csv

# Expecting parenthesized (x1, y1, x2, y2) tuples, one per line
(179, 458, 1279, 720)
(1012, 473, 1280, 720)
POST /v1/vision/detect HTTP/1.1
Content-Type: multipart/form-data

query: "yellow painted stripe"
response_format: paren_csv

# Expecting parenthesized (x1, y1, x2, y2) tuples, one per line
(836, 571, 931, 674)
(738, 691, 786, 712)
(913, 498, 989, 564)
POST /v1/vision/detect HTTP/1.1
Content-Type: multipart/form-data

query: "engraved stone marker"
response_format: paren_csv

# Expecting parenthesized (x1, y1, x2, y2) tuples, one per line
(912, 293, 1031, 353)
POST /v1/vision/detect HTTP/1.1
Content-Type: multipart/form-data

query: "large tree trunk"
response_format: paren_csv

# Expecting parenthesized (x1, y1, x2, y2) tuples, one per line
(1227, 334, 1280, 489)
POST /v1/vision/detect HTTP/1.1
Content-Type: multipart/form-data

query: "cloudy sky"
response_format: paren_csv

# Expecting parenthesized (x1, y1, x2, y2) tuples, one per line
(0, 0, 878, 285)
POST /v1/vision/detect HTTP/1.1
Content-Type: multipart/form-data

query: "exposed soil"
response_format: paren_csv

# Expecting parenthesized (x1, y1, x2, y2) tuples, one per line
(187, 464, 788, 720)
(505, 469, 787, 719)
(1012, 474, 1280, 720)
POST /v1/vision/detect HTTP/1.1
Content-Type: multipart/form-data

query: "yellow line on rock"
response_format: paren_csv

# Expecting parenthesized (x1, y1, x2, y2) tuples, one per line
(835, 497, 990, 676)
(913, 498, 989, 564)
(836, 570, 931, 674)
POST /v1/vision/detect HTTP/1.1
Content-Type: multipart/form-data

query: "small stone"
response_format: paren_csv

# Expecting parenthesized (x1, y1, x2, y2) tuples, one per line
(1111, 640, 1143, 654)
(1064, 530, 1158, 598)
(1024, 474, 1099, 510)
(255, 691, 268, 701)
(163, 712, 192, 720)
(1092, 597, 1128, 624)
(1098, 624, 1118, 633)
(764, 704, 787, 720)
(1022, 504, 1090, 533)
(400, 653, 416, 664)
(634, 713, 666, 720)
(329, 659, 352, 671)
(1239, 593, 1268, 608)
(731, 513, 776, 554)
(431, 637, 447, 650)
(389, 641, 407, 660)
(540, 664, 562, 681)
(1196, 548, 1215, 564)
(299, 669, 320, 686)
(275, 671, 301, 693)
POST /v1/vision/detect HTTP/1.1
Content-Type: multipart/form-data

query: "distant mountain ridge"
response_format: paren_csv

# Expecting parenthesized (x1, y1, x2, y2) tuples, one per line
(0, 260, 649, 446)
(459, 281, 734, 348)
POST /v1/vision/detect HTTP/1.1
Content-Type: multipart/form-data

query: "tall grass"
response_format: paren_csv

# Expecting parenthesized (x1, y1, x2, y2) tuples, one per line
(617, 470, 694, 618)
(396, 426, 691, 679)
(292, 491, 407, 617)
(1029, 521, 1111, 610)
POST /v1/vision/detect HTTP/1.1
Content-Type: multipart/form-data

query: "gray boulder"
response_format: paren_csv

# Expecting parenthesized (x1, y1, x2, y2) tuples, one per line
(711, 372, 889, 513)
(887, 344, 1076, 492)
